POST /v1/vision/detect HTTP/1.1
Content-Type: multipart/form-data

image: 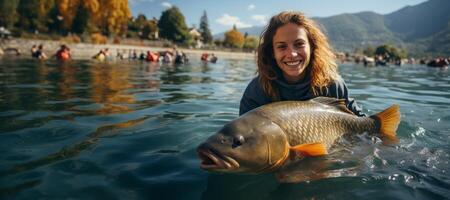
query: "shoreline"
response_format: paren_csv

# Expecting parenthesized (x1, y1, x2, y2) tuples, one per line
(0, 38, 256, 60)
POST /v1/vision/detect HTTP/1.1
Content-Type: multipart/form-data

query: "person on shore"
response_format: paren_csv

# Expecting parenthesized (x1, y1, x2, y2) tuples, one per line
(239, 11, 365, 116)
(146, 50, 159, 62)
(174, 50, 188, 64)
(139, 51, 146, 60)
(209, 53, 218, 63)
(54, 44, 71, 61)
(33, 44, 48, 60)
(162, 50, 173, 63)
(31, 45, 38, 57)
(92, 48, 110, 61)
(129, 50, 137, 60)
(201, 53, 209, 62)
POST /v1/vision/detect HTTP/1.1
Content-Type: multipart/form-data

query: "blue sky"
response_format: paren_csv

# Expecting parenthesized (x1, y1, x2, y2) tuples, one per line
(130, 0, 427, 34)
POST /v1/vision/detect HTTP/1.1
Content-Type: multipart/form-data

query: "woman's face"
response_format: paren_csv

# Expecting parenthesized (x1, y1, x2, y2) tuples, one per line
(272, 23, 311, 83)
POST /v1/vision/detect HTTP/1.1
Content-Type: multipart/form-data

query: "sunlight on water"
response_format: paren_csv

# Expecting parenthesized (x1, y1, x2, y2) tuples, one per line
(0, 59, 449, 199)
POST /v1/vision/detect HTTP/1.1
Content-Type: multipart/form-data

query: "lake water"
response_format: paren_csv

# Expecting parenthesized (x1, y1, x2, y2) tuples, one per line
(0, 58, 449, 200)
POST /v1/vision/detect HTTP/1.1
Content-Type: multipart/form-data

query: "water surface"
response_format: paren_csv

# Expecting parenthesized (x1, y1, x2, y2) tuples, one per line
(0, 58, 449, 199)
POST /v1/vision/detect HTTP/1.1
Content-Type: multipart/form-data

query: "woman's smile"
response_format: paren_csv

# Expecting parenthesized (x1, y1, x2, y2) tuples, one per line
(272, 23, 311, 83)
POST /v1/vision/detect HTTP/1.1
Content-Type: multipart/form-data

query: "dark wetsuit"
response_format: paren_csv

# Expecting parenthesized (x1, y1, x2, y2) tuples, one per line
(239, 68, 366, 116)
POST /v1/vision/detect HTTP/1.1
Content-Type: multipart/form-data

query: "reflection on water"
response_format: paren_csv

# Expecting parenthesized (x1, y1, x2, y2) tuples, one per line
(0, 59, 449, 199)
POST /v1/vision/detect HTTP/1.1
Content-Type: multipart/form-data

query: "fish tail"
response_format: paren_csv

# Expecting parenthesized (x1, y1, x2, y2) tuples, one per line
(371, 104, 401, 141)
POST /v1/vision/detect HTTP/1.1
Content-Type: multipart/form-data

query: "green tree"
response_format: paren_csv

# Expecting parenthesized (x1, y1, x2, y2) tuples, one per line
(375, 44, 407, 60)
(199, 10, 212, 44)
(157, 6, 190, 43)
(142, 19, 158, 39)
(15, 0, 56, 33)
(223, 25, 244, 48)
(243, 36, 258, 50)
(0, 0, 19, 29)
(363, 46, 375, 57)
(16, 0, 40, 32)
(72, 4, 90, 34)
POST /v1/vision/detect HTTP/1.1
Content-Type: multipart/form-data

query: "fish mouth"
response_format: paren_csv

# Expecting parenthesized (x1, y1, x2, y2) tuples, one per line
(197, 146, 240, 171)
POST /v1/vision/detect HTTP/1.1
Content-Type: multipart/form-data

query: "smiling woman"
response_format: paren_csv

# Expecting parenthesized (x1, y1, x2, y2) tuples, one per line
(239, 11, 365, 117)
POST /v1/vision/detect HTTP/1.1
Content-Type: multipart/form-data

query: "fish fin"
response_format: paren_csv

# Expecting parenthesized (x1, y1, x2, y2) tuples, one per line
(371, 104, 401, 142)
(290, 143, 328, 157)
(312, 97, 355, 115)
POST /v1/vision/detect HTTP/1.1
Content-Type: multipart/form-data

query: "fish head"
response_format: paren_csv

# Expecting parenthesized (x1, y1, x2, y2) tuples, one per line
(197, 112, 289, 173)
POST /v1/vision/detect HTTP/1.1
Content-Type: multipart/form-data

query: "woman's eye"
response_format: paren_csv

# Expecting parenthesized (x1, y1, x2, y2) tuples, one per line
(295, 43, 305, 48)
(276, 45, 286, 50)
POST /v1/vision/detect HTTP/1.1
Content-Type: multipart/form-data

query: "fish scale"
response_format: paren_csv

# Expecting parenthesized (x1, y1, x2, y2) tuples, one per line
(258, 101, 377, 148)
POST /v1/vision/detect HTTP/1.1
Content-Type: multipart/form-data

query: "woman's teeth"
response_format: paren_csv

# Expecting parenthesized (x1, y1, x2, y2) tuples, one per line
(285, 60, 301, 66)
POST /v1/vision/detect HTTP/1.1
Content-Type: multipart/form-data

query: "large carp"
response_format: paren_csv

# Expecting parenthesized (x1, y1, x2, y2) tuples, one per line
(197, 97, 400, 174)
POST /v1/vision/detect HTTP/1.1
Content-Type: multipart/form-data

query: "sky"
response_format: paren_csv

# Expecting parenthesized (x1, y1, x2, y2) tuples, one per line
(129, 0, 427, 34)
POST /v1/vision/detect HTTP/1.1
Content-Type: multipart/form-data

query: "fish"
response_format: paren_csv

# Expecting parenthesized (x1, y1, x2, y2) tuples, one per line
(197, 97, 400, 175)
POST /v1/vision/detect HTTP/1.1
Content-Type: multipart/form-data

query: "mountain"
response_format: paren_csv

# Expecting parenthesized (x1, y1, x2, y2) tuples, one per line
(214, 0, 450, 56)
(314, 12, 402, 51)
(213, 26, 263, 40)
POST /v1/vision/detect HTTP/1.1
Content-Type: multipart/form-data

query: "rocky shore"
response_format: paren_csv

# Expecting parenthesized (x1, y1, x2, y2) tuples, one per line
(0, 38, 255, 60)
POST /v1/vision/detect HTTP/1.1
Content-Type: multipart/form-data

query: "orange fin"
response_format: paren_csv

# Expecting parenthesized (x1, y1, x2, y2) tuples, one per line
(290, 143, 328, 157)
(371, 104, 401, 142)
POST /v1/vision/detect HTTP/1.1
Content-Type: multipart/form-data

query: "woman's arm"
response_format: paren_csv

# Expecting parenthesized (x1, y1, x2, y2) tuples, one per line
(239, 77, 271, 116)
(326, 79, 367, 117)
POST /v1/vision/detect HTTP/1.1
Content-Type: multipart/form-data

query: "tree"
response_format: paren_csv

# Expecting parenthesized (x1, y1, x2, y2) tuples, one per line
(375, 44, 407, 60)
(16, 0, 41, 32)
(142, 19, 158, 39)
(223, 25, 244, 48)
(71, 4, 90, 34)
(199, 10, 212, 44)
(243, 36, 258, 50)
(157, 6, 190, 43)
(55, 0, 129, 35)
(98, 0, 131, 35)
(0, 0, 19, 29)
(363, 46, 375, 57)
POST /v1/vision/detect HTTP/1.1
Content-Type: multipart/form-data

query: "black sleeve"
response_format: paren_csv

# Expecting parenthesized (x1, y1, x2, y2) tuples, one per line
(239, 78, 271, 116)
(327, 79, 367, 117)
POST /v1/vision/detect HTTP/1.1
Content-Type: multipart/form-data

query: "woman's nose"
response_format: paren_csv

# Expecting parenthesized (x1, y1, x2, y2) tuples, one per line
(288, 47, 298, 57)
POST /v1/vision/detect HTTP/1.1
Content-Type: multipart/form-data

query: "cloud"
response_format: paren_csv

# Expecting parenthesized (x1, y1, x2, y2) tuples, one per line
(216, 14, 252, 29)
(251, 15, 268, 25)
(161, 2, 172, 8)
(248, 4, 256, 11)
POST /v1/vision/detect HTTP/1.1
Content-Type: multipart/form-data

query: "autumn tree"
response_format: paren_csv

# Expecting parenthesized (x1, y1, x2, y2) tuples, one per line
(199, 10, 212, 44)
(224, 25, 244, 48)
(96, 0, 131, 35)
(158, 6, 190, 43)
(52, 0, 98, 33)
(55, 0, 129, 35)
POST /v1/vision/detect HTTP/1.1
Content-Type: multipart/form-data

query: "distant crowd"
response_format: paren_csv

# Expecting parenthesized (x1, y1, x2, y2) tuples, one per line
(340, 53, 450, 68)
(0, 44, 220, 64)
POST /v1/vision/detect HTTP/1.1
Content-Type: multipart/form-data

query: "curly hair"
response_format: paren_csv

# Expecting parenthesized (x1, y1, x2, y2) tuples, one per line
(257, 11, 341, 100)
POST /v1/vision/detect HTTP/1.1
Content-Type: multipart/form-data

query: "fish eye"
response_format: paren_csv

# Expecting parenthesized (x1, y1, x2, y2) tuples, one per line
(232, 135, 245, 148)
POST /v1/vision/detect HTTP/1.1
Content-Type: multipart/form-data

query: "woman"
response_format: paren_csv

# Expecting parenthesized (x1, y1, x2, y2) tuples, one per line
(239, 11, 365, 116)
